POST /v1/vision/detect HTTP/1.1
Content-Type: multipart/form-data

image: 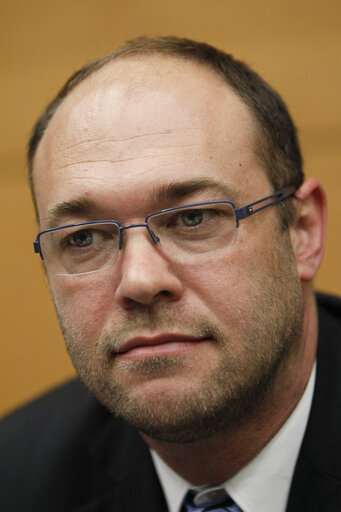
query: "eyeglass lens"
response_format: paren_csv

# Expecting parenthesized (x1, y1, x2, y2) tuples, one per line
(148, 203, 236, 257)
(40, 223, 120, 276)
(39, 203, 237, 275)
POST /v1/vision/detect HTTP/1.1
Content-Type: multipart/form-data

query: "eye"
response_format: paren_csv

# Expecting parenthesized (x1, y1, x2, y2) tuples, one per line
(69, 229, 94, 247)
(180, 210, 204, 227)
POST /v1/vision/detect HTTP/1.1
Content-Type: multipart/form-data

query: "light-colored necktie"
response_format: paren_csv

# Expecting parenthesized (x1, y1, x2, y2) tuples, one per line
(181, 487, 243, 512)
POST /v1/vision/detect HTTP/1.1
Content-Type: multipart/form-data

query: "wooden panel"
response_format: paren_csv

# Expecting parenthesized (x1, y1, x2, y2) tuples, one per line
(1, 0, 340, 417)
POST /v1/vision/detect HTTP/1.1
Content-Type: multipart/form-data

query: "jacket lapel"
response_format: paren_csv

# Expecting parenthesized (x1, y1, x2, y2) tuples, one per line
(72, 414, 168, 512)
(286, 295, 341, 510)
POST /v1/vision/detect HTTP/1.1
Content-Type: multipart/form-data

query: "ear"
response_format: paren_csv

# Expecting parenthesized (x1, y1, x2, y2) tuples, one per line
(290, 178, 327, 282)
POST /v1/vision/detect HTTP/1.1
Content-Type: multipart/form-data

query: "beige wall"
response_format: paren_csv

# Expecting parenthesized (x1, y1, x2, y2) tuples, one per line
(1, 0, 340, 417)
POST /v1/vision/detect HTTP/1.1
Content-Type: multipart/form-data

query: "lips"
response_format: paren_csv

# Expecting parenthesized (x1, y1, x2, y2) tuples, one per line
(116, 333, 208, 360)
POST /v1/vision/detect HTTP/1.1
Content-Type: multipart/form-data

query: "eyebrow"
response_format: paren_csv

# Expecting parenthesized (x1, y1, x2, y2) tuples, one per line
(44, 197, 97, 228)
(43, 177, 235, 228)
(153, 177, 235, 203)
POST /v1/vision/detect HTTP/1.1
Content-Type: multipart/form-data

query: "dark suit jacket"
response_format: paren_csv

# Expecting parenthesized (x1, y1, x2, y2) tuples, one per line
(0, 293, 340, 511)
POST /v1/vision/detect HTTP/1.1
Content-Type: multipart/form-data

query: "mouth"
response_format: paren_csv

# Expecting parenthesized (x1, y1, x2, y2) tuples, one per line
(116, 333, 209, 361)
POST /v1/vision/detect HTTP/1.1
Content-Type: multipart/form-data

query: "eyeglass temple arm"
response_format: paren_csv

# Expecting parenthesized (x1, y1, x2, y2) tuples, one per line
(33, 239, 44, 259)
(235, 185, 296, 222)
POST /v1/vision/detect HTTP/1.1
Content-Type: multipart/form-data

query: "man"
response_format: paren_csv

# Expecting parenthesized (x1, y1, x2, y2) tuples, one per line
(0, 37, 340, 511)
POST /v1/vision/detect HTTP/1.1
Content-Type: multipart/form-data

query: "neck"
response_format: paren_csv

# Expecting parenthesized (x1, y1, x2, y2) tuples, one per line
(142, 290, 318, 485)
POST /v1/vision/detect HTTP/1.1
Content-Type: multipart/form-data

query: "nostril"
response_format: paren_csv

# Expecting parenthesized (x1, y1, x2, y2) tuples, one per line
(160, 290, 171, 296)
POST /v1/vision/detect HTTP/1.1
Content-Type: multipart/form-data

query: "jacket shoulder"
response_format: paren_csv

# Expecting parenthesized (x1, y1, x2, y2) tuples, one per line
(0, 379, 108, 440)
(0, 380, 116, 511)
(287, 293, 341, 511)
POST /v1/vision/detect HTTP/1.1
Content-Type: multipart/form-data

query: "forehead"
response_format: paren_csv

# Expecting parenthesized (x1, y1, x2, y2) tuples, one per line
(40, 56, 255, 147)
(33, 56, 268, 221)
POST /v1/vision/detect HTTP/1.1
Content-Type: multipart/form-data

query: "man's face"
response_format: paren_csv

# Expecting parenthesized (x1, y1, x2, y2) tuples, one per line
(33, 57, 303, 442)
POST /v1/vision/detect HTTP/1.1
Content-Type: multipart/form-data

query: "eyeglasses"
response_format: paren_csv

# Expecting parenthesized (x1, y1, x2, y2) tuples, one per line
(33, 186, 295, 276)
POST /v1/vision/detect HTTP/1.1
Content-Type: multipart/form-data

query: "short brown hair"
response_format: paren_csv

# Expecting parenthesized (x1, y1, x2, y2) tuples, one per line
(28, 36, 303, 226)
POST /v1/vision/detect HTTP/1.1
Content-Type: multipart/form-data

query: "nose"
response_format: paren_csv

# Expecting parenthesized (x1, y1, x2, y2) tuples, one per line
(114, 229, 184, 309)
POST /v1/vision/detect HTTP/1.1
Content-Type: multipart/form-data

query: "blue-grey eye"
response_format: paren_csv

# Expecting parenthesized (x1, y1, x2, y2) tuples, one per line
(181, 210, 203, 226)
(71, 230, 93, 247)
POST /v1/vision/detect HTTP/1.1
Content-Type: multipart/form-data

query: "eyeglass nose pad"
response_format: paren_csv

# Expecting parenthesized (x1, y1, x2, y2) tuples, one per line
(118, 230, 124, 250)
(149, 230, 160, 244)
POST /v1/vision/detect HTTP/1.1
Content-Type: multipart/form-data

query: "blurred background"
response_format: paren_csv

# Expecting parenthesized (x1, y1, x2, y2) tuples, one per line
(1, 0, 340, 417)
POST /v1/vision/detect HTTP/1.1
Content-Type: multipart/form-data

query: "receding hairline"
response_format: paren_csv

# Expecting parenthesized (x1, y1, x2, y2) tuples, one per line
(47, 52, 241, 116)
(31, 51, 262, 189)
(34, 55, 260, 211)
(28, 40, 261, 177)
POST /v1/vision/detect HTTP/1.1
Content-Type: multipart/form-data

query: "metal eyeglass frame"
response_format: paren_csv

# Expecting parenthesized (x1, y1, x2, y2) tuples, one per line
(33, 185, 296, 262)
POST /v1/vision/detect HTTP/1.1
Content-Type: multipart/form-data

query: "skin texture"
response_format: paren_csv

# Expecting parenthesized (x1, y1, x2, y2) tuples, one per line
(33, 56, 327, 484)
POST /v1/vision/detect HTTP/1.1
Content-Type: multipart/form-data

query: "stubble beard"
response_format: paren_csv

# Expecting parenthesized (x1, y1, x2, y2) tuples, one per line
(55, 234, 303, 444)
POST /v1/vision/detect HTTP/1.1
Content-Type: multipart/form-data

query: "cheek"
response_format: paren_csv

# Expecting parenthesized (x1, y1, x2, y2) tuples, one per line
(50, 274, 116, 343)
(182, 225, 284, 328)
(183, 249, 258, 312)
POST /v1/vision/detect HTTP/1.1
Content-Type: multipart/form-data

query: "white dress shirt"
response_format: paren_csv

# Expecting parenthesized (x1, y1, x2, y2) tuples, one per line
(151, 364, 316, 512)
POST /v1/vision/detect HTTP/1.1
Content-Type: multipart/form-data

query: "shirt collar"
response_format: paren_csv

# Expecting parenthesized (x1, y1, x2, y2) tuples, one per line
(151, 448, 189, 512)
(151, 364, 316, 512)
